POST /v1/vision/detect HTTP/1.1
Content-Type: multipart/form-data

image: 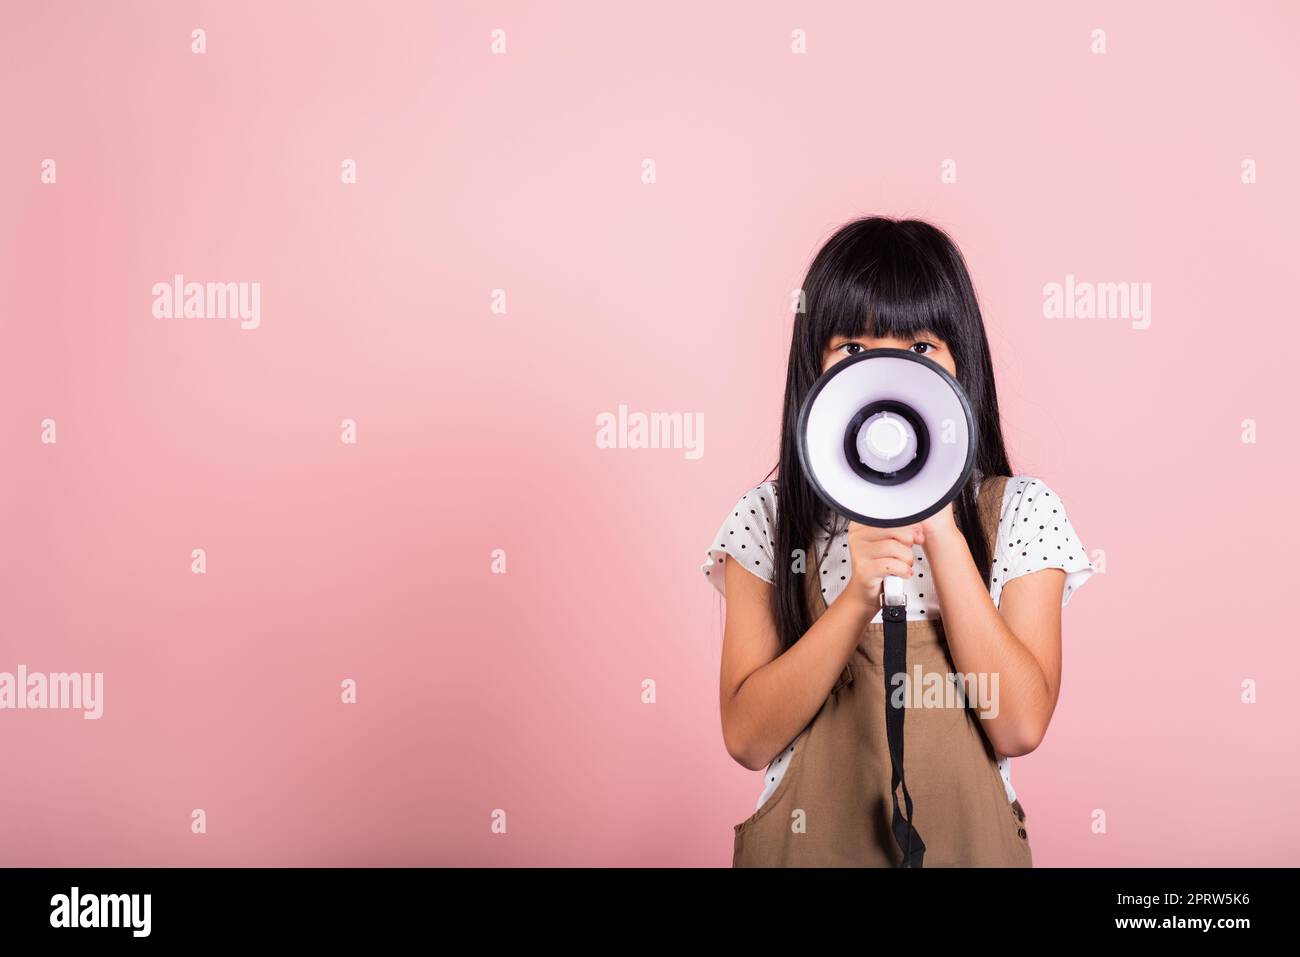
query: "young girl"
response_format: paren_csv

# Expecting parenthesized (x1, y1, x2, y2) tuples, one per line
(701, 216, 1095, 867)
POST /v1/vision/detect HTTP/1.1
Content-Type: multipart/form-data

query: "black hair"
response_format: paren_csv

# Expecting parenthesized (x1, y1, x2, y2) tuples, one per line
(767, 216, 1013, 652)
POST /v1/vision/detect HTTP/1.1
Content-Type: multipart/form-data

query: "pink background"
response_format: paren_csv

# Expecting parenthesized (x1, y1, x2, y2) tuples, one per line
(1, 0, 1297, 866)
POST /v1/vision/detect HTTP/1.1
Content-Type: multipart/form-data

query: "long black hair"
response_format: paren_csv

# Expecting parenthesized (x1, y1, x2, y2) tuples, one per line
(768, 216, 1013, 652)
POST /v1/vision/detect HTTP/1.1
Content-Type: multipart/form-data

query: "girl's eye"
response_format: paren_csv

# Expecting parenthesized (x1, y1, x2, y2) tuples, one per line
(840, 342, 865, 356)
(911, 342, 934, 355)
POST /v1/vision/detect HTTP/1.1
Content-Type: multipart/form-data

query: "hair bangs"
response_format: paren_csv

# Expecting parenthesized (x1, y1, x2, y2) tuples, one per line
(806, 227, 964, 352)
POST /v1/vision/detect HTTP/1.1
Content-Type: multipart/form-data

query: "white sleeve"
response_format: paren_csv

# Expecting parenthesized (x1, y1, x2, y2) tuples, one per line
(701, 483, 778, 599)
(994, 476, 1095, 607)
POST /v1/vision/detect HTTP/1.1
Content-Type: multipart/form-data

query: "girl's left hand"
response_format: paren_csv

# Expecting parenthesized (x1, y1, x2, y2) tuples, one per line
(916, 500, 959, 545)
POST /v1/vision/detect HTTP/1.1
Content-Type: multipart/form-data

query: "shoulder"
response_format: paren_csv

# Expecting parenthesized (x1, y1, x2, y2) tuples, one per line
(990, 473, 1094, 605)
(714, 480, 780, 551)
(730, 480, 780, 523)
(998, 474, 1074, 523)
(700, 480, 779, 596)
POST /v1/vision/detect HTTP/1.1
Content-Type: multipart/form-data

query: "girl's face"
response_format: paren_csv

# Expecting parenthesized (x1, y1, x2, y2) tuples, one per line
(822, 332, 957, 378)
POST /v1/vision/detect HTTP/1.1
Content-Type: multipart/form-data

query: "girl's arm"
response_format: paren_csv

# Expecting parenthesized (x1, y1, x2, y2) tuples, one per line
(918, 506, 1064, 757)
(719, 524, 917, 771)
(719, 558, 870, 770)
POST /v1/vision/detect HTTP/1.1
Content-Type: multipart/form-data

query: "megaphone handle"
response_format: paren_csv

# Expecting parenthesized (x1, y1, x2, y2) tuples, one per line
(882, 574, 906, 607)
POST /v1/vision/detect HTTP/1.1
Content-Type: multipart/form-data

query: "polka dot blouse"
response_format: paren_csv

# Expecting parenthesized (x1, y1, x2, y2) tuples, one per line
(700, 474, 1095, 810)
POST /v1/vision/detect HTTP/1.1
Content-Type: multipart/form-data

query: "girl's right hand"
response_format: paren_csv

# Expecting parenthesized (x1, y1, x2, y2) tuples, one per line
(842, 521, 921, 610)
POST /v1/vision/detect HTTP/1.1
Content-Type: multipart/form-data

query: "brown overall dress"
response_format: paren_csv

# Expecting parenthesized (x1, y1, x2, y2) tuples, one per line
(732, 474, 1033, 867)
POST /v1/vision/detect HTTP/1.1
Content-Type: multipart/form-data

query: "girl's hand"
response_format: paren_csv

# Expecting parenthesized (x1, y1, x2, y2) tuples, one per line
(918, 500, 958, 543)
(842, 521, 922, 610)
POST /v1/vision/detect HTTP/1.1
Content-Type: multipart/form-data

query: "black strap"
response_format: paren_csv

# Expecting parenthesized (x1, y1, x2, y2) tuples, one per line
(882, 603, 925, 867)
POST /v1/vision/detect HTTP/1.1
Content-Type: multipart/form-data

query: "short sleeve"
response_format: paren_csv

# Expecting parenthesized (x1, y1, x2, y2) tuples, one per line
(994, 476, 1094, 607)
(701, 482, 778, 598)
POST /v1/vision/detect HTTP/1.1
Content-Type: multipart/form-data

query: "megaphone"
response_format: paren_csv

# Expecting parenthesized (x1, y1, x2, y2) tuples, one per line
(795, 347, 978, 868)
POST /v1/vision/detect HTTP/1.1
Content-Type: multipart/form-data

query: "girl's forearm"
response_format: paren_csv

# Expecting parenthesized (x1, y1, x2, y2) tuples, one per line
(921, 524, 1053, 756)
(729, 588, 872, 770)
